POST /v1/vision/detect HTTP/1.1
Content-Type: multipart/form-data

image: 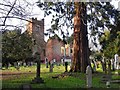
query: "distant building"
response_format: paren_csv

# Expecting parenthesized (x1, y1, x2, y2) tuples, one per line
(26, 18, 73, 63)
(26, 18, 46, 62)
(45, 35, 65, 62)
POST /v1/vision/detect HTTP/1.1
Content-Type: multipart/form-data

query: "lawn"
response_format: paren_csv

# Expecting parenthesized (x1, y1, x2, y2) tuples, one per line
(1, 64, 120, 89)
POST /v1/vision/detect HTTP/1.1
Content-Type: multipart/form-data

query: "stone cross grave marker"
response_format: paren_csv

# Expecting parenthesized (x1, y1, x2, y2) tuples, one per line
(86, 65, 92, 88)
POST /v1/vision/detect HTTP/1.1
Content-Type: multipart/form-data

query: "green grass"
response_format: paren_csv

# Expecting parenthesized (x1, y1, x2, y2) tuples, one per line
(2, 64, 70, 73)
(1, 64, 120, 89)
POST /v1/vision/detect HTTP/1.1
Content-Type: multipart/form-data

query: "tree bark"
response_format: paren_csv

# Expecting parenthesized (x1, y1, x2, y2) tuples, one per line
(70, 2, 90, 73)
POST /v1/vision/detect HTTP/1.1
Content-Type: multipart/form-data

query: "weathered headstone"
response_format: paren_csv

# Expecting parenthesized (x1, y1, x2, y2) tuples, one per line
(45, 58, 48, 68)
(49, 61, 53, 72)
(14, 62, 17, 68)
(114, 54, 119, 70)
(53, 59, 56, 65)
(106, 81, 110, 88)
(86, 65, 92, 88)
(23, 62, 26, 67)
(116, 57, 120, 69)
(65, 62, 68, 72)
(111, 59, 115, 71)
(0, 63, 2, 69)
(31, 62, 33, 66)
(18, 62, 20, 67)
(8, 63, 11, 67)
(14, 62, 19, 70)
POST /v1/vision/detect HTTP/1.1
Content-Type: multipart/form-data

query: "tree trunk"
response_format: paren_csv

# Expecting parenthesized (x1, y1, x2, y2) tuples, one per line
(70, 2, 90, 72)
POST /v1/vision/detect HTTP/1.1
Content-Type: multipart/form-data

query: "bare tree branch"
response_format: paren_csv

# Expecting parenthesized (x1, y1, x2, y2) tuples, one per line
(0, 0, 41, 31)
(3, 0, 17, 26)
(0, 16, 33, 26)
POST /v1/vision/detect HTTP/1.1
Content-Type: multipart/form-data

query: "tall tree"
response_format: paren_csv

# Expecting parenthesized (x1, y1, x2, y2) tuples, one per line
(37, 1, 118, 72)
(70, 2, 89, 72)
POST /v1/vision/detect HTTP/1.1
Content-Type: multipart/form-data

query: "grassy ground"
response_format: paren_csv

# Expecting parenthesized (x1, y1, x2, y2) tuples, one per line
(1, 64, 120, 89)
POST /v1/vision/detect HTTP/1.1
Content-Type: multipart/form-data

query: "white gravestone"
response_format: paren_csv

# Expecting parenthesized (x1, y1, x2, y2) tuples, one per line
(86, 65, 92, 88)
(114, 54, 119, 69)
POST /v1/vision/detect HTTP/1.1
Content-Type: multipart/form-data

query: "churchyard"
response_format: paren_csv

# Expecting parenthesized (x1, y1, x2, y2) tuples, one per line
(1, 63, 120, 89)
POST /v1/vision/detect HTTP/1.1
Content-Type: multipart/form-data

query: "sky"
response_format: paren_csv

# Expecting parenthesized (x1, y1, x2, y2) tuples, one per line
(0, 0, 120, 43)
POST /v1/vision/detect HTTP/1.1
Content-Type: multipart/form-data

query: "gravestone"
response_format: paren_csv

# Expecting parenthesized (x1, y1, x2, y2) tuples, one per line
(0, 63, 1, 68)
(114, 54, 119, 70)
(23, 62, 26, 67)
(14, 62, 17, 68)
(86, 65, 92, 88)
(65, 62, 68, 72)
(61, 59, 65, 66)
(45, 58, 48, 68)
(52, 60, 54, 68)
(106, 81, 110, 88)
(31, 62, 33, 66)
(111, 59, 115, 71)
(49, 61, 53, 72)
(53, 59, 56, 65)
(14, 62, 19, 70)
(18, 62, 20, 67)
(8, 63, 11, 67)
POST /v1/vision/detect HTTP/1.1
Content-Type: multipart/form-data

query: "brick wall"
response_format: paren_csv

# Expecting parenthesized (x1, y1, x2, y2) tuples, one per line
(46, 36, 64, 62)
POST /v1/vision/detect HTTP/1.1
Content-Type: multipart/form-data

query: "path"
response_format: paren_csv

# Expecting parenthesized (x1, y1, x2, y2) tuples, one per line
(0, 70, 36, 80)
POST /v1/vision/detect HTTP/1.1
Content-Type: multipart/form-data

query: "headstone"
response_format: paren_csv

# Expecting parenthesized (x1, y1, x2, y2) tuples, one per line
(14, 62, 18, 68)
(28, 62, 31, 66)
(0, 63, 2, 69)
(111, 59, 115, 71)
(49, 61, 53, 72)
(45, 58, 48, 68)
(23, 62, 26, 67)
(31, 62, 33, 66)
(18, 62, 20, 67)
(14, 62, 18, 70)
(53, 59, 56, 65)
(106, 81, 110, 88)
(52, 60, 54, 68)
(65, 62, 68, 72)
(86, 65, 92, 88)
(114, 54, 119, 69)
(8, 63, 11, 67)
(57, 62, 60, 66)
(116, 57, 120, 69)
